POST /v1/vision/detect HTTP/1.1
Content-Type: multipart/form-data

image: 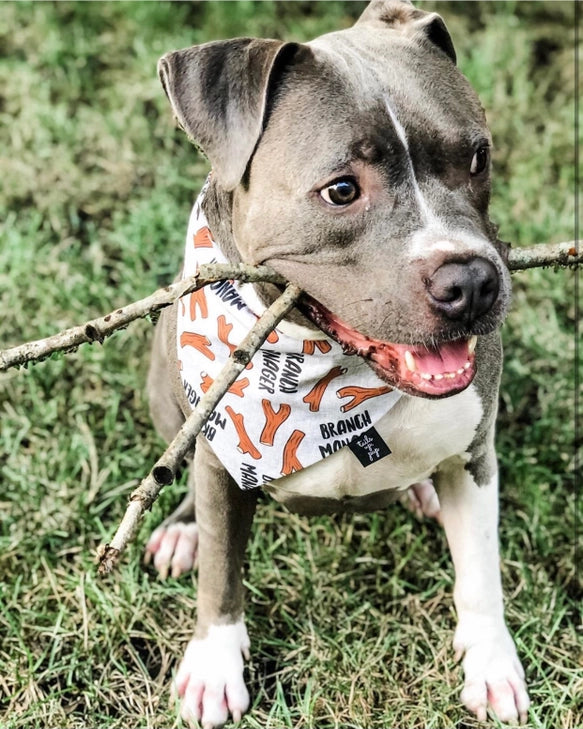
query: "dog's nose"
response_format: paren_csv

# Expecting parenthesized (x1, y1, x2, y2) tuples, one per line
(426, 258, 499, 323)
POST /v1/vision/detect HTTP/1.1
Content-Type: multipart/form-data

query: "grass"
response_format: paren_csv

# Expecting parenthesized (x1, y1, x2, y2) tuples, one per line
(0, 2, 579, 728)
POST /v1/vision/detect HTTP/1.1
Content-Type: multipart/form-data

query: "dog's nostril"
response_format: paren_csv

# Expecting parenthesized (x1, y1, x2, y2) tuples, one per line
(449, 286, 463, 303)
(427, 258, 499, 323)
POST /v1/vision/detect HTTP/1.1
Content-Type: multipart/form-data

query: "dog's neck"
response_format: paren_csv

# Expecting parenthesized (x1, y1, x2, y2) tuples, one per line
(203, 177, 241, 263)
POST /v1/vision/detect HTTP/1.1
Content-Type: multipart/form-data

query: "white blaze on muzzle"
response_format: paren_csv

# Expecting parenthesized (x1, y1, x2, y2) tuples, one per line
(176, 179, 403, 489)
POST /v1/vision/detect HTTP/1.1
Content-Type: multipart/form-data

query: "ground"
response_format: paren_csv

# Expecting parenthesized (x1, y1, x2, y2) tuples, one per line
(0, 2, 580, 728)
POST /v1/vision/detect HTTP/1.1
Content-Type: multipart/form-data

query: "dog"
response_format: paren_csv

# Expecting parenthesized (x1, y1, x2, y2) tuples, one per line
(145, 1, 530, 725)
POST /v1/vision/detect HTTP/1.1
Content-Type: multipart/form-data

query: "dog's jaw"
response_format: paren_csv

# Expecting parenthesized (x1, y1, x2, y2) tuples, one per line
(300, 294, 477, 398)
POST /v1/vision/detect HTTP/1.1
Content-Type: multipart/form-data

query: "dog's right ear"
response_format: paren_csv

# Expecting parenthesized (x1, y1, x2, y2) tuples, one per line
(158, 38, 301, 191)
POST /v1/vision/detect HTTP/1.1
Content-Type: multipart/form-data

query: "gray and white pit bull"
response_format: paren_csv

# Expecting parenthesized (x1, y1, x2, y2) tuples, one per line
(145, 1, 530, 725)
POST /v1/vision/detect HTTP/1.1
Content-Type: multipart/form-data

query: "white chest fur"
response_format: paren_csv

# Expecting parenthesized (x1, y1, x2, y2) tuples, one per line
(267, 384, 483, 501)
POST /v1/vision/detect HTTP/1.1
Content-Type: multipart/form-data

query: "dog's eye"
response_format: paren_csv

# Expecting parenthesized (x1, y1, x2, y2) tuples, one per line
(470, 146, 489, 176)
(320, 178, 360, 206)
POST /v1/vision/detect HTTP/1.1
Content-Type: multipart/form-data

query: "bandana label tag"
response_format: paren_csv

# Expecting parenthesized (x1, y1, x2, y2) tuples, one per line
(348, 427, 391, 467)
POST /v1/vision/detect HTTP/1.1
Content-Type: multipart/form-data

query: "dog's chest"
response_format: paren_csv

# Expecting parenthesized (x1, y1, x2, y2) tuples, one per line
(265, 385, 483, 505)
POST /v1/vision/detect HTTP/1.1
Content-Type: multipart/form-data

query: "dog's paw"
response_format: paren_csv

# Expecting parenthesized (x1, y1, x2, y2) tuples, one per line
(143, 522, 198, 579)
(174, 620, 250, 728)
(454, 619, 530, 724)
(401, 479, 442, 524)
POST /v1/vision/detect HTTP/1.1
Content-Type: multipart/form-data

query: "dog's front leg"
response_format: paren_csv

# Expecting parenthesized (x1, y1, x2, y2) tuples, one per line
(174, 436, 258, 729)
(435, 453, 530, 725)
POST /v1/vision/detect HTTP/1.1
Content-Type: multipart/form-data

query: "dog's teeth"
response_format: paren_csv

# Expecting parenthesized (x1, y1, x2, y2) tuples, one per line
(468, 335, 478, 354)
(434, 373, 444, 381)
(445, 372, 456, 379)
(457, 367, 465, 375)
(420, 372, 433, 380)
(405, 350, 417, 372)
(464, 361, 471, 370)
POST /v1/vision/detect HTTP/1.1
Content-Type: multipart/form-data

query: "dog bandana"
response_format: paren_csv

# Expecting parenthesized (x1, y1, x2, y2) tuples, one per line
(176, 180, 403, 489)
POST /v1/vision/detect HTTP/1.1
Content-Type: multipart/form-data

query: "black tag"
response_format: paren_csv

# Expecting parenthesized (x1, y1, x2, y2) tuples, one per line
(348, 427, 391, 467)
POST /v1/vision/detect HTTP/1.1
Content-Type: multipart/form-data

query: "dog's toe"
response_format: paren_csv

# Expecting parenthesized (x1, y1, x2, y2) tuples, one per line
(488, 675, 529, 724)
(144, 522, 198, 579)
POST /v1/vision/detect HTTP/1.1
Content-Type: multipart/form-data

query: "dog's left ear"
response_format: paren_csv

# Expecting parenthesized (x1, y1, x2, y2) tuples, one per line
(158, 39, 302, 190)
(356, 0, 456, 64)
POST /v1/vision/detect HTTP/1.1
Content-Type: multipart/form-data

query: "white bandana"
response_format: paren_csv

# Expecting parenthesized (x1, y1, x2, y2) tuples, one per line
(176, 180, 402, 489)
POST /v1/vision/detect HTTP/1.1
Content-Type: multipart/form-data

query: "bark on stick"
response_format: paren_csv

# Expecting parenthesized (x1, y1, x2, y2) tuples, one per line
(507, 240, 580, 271)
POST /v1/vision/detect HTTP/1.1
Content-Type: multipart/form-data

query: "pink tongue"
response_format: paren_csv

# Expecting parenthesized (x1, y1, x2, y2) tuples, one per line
(413, 340, 469, 375)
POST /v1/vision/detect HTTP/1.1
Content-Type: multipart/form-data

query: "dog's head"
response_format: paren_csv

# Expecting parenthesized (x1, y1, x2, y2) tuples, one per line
(158, 0, 511, 399)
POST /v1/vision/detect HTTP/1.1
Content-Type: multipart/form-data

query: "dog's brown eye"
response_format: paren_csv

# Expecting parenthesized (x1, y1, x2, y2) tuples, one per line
(320, 178, 360, 206)
(470, 146, 489, 176)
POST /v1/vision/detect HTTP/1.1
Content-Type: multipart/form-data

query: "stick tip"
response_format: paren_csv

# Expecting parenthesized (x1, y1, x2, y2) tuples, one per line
(96, 543, 121, 576)
(152, 465, 175, 486)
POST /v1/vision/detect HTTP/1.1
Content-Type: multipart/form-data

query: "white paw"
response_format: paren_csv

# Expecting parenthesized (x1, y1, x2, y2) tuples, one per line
(454, 619, 530, 724)
(402, 479, 442, 524)
(144, 522, 198, 579)
(174, 619, 250, 728)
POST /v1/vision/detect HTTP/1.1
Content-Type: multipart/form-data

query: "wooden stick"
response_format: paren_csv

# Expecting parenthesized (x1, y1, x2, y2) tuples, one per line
(96, 283, 302, 575)
(1, 241, 578, 373)
(507, 240, 580, 271)
(0, 263, 286, 372)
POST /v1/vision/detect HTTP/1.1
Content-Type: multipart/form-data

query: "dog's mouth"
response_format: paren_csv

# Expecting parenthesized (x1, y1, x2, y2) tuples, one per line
(300, 295, 477, 398)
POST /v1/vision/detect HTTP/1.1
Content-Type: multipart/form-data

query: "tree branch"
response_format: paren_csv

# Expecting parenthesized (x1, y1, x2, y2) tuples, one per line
(507, 240, 580, 271)
(96, 282, 302, 575)
(0, 263, 286, 372)
(1, 241, 578, 373)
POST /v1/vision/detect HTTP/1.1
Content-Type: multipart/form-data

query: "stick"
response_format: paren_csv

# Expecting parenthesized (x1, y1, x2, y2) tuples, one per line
(1, 241, 579, 373)
(96, 283, 302, 575)
(0, 263, 286, 372)
(507, 240, 580, 271)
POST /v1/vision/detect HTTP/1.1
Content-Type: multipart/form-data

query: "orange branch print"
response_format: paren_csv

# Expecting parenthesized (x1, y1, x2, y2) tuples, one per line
(180, 331, 215, 360)
(200, 372, 249, 398)
(303, 339, 332, 355)
(189, 288, 208, 320)
(217, 315, 238, 355)
(228, 378, 250, 397)
(302, 365, 346, 412)
(193, 226, 214, 249)
(281, 429, 305, 476)
(260, 399, 291, 446)
(225, 406, 261, 460)
(337, 384, 393, 412)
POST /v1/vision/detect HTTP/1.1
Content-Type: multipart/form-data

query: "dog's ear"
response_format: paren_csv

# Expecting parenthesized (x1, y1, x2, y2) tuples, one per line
(158, 39, 300, 190)
(356, 0, 456, 64)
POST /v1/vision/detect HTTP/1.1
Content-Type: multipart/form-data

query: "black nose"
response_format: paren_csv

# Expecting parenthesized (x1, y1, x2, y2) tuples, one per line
(426, 258, 499, 323)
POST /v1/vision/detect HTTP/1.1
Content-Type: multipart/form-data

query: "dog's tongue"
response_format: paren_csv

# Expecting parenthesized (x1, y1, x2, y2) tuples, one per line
(412, 340, 470, 375)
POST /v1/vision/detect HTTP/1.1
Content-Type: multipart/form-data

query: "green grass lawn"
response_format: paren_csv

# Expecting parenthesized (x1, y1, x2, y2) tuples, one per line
(0, 2, 580, 728)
